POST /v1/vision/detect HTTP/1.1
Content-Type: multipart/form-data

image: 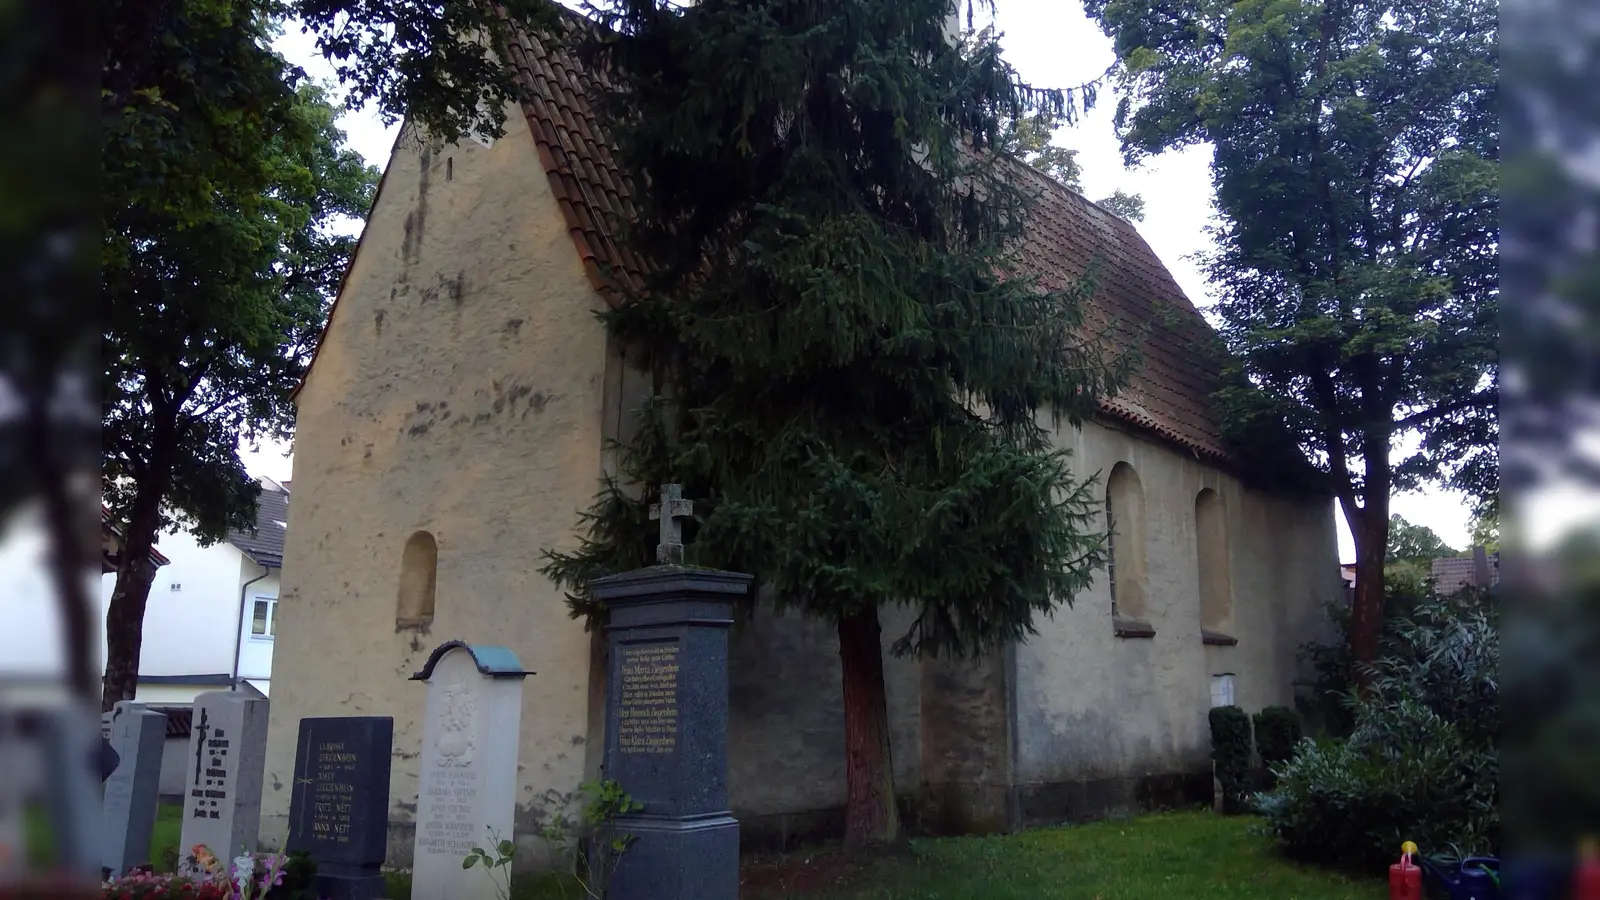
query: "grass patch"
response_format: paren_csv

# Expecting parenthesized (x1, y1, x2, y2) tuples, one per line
(381, 810, 1377, 899)
(26, 801, 183, 873)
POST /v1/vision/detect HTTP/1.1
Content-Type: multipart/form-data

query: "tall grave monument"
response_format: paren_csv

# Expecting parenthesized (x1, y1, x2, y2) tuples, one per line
(408, 642, 531, 900)
(101, 702, 167, 878)
(179, 691, 270, 873)
(286, 716, 394, 900)
(590, 484, 750, 900)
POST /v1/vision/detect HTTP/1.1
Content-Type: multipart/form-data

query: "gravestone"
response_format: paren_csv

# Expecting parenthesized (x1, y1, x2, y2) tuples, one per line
(0, 709, 22, 880)
(590, 484, 750, 900)
(408, 642, 532, 900)
(178, 691, 270, 872)
(287, 716, 394, 900)
(101, 702, 167, 878)
(38, 703, 105, 879)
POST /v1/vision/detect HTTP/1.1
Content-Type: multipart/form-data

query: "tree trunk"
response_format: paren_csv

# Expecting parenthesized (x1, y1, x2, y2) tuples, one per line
(1345, 436, 1392, 685)
(102, 472, 170, 712)
(837, 605, 904, 852)
(1347, 506, 1389, 681)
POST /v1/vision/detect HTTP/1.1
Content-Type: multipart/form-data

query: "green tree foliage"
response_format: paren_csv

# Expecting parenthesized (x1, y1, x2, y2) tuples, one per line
(1260, 595, 1499, 870)
(995, 106, 1146, 221)
(288, 0, 562, 145)
(1467, 508, 1499, 553)
(102, 0, 379, 711)
(1386, 514, 1456, 566)
(536, 0, 1128, 848)
(1084, 0, 1499, 672)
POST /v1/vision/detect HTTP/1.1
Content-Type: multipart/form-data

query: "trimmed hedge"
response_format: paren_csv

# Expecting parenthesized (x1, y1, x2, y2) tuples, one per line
(1209, 705, 1253, 815)
(1254, 706, 1304, 768)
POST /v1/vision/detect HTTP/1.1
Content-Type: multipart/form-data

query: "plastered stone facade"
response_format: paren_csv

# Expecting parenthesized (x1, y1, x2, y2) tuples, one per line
(261, 111, 1336, 864)
(260, 117, 611, 859)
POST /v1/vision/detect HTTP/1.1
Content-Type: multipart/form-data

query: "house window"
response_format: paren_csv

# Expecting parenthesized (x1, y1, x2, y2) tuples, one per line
(1105, 462, 1148, 625)
(1195, 488, 1233, 633)
(397, 531, 438, 627)
(250, 598, 276, 639)
(1210, 673, 1236, 708)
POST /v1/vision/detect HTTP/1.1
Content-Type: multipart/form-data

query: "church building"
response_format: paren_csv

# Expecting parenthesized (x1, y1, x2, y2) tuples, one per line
(258, 21, 1338, 863)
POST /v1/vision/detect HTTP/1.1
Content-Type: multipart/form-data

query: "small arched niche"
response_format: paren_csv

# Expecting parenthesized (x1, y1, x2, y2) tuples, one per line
(1195, 488, 1233, 635)
(1105, 461, 1149, 628)
(397, 530, 438, 628)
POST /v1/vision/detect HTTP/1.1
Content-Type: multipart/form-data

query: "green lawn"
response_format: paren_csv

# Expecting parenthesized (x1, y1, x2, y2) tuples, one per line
(383, 810, 1380, 899)
(26, 801, 184, 873)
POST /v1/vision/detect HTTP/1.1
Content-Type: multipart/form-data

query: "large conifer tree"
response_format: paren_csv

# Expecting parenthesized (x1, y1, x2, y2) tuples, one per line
(540, 0, 1130, 848)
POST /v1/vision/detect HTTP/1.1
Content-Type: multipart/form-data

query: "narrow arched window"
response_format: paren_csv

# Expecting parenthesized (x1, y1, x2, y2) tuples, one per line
(1105, 462, 1148, 624)
(397, 531, 438, 627)
(1196, 489, 1232, 634)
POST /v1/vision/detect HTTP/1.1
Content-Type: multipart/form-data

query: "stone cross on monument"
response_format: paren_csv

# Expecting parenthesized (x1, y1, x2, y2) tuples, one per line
(648, 483, 694, 565)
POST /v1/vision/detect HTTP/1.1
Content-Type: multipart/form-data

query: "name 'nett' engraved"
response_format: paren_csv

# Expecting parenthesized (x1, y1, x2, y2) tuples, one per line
(307, 740, 359, 845)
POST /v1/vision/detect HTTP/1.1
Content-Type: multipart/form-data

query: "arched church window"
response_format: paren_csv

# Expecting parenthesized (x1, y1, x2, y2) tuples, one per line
(397, 531, 438, 627)
(1105, 462, 1149, 629)
(1195, 489, 1233, 635)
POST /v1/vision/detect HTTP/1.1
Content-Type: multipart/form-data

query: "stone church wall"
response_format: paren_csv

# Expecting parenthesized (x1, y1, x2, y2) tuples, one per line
(1008, 416, 1336, 825)
(259, 103, 1336, 866)
(259, 116, 616, 864)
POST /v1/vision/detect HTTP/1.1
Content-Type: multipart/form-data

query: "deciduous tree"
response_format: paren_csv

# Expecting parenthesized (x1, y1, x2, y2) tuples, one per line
(1085, 0, 1498, 672)
(101, 0, 378, 711)
(997, 108, 1146, 220)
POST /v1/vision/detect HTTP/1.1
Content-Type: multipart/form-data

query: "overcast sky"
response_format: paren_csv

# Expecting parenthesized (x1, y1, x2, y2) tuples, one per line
(248, 1, 1488, 561)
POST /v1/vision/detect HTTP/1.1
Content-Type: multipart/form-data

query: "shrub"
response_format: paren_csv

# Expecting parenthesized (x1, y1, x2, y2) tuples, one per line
(1259, 596, 1499, 871)
(1253, 706, 1304, 770)
(1208, 705, 1253, 815)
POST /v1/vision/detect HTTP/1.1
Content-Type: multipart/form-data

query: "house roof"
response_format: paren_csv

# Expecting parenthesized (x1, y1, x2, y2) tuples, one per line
(101, 505, 171, 573)
(500, 19, 1234, 463)
(225, 480, 289, 569)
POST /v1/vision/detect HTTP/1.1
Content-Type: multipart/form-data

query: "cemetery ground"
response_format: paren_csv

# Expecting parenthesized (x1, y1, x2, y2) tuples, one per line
(389, 809, 1377, 899)
(34, 802, 1376, 896)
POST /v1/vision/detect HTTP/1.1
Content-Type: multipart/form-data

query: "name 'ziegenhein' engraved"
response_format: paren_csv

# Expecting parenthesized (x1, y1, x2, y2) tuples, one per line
(308, 740, 358, 845)
(618, 643, 680, 755)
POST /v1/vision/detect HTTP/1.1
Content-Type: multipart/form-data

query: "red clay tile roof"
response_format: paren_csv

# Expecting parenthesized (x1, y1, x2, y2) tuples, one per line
(503, 22, 1234, 464)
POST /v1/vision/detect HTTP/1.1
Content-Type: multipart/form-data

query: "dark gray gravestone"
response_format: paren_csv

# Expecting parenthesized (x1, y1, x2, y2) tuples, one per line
(592, 518, 750, 900)
(286, 717, 394, 900)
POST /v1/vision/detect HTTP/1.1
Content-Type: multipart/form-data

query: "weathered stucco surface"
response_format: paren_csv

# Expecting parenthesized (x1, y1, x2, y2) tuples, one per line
(260, 115, 612, 858)
(1007, 415, 1336, 823)
(261, 108, 1336, 863)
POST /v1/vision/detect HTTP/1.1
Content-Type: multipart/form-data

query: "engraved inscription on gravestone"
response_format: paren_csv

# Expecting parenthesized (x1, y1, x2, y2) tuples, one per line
(416, 676, 479, 859)
(618, 642, 680, 755)
(178, 692, 268, 877)
(287, 716, 392, 900)
(309, 741, 357, 845)
(188, 707, 230, 821)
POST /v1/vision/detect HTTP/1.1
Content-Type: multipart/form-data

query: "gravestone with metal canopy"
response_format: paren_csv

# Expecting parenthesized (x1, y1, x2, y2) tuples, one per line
(591, 484, 751, 900)
(407, 641, 532, 900)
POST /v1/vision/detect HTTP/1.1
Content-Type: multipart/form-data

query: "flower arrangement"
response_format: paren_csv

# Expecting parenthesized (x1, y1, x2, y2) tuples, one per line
(102, 845, 293, 900)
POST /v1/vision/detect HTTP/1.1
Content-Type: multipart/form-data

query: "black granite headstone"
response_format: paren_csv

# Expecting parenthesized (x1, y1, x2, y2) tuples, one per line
(286, 716, 394, 900)
(592, 563, 751, 900)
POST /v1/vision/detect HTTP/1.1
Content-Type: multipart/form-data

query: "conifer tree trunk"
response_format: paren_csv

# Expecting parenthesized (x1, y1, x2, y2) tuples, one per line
(837, 605, 904, 851)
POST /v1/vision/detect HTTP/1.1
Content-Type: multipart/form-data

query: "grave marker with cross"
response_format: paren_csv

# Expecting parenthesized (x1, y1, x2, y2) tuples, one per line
(648, 483, 694, 565)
